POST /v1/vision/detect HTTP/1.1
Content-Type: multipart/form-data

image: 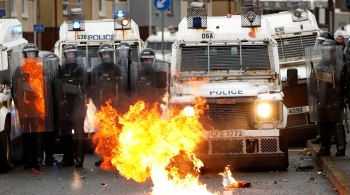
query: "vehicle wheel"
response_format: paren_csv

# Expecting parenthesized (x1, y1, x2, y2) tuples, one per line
(0, 114, 11, 173)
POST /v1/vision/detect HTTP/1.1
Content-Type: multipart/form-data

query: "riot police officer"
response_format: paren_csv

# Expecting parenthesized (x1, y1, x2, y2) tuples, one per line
(307, 39, 346, 156)
(13, 43, 46, 171)
(311, 31, 338, 145)
(42, 53, 60, 166)
(57, 44, 87, 167)
(129, 48, 167, 105)
(90, 43, 123, 167)
(91, 43, 121, 108)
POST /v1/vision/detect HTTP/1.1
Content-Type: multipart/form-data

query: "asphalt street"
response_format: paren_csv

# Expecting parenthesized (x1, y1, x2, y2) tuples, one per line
(0, 149, 337, 195)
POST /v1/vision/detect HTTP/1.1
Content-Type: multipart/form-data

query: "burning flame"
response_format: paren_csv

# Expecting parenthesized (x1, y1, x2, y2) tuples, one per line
(21, 58, 45, 131)
(84, 98, 97, 133)
(93, 98, 216, 194)
(219, 165, 239, 190)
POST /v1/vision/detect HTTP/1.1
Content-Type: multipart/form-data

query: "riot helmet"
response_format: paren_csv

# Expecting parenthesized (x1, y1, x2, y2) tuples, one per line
(63, 44, 78, 64)
(98, 43, 114, 64)
(22, 43, 39, 58)
(315, 31, 335, 46)
(116, 42, 131, 59)
(140, 48, 155, 74)
(45, 53, 59, 61)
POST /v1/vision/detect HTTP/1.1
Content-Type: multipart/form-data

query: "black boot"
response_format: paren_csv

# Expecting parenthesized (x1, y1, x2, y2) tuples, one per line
(311, 135, 321, 144)
(74, 139, 84, 168)
(57, 135, 75, 167)
(335, 123, 346, 156)
(95, 159, 102, 167)
(317, 122, 331, 156)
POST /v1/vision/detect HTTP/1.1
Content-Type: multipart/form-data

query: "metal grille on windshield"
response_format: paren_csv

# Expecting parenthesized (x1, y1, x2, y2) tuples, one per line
(180, 45, 271, 71)
(277, 34, 317, 61)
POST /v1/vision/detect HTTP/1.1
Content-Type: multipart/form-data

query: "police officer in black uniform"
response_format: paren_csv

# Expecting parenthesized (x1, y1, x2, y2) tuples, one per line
(91, 43, 121, 108)
(308, 39, 346, 156)
(311, 31, 338, 145)
(56, 44, 86, 167)
(130, 48, 167, 105)
(13, 43, 45, 171)
(90, 43, 123, 167)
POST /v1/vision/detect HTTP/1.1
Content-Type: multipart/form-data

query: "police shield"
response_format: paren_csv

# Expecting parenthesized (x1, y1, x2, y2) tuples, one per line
(14, 57, 54, 133)
(57, 57, 88, 135)
(129, 59, 168, 104)
(116, 43, 131, 91)
(91, 57, 121, 108)
(305, 45, 344, 122)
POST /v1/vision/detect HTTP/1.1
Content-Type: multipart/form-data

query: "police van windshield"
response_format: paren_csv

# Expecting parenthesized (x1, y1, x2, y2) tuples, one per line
(179, 44, 271, 71)
(147, 41, 173, 51)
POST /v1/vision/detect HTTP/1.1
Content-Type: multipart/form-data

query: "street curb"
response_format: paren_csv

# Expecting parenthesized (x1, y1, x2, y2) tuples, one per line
(307, 140, 350, 195)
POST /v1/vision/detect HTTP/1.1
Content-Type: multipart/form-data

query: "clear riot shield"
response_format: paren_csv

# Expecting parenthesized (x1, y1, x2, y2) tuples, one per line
(116, 48, 130, 91)
(305, 45, 344, 122)
(60, 57, 87, 95)
(15, 57, 53, 133)
(42, 57, 60, 133)
(58, 57, 88, 135)
(90, 57, 120, 107)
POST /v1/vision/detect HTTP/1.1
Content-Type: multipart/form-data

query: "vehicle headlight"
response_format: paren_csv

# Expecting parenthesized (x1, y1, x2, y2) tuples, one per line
(183, 106, 195, 117)
(257, 103, 271, 118)
(255, 101, 282, 122)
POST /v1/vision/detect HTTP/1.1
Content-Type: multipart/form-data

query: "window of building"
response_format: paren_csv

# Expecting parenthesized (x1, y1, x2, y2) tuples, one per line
(63, 0, 69, 16)
(99, 0, 106, 17)
(11, 0, 17, 17)
(22, 0, 28, 18)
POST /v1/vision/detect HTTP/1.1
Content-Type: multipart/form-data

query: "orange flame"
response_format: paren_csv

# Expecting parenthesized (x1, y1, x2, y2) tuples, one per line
(21, 58, 45, 131)
(219, 165, 239, 190)
(93, 98, 216, 194)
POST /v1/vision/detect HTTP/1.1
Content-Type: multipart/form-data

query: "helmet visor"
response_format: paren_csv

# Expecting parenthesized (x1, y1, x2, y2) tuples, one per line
(100, 51, 114, 64)
(315, 37, 326, 46)
(25, 51, 38, 58)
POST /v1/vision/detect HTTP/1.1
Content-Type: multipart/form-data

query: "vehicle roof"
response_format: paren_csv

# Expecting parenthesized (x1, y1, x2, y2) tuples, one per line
(264, 10, 319, 35)
(177, 16, 272, 42)
(59, 19, 141, 42)
(146, 31, 178, 42)
(0, 18, 26, 45)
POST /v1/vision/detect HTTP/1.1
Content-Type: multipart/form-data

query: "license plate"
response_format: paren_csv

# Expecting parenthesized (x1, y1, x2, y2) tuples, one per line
(288, 106, 308, 115)
(206, 130, 244, 139)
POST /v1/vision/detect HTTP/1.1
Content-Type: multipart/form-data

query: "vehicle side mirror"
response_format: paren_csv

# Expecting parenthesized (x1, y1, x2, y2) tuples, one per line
(287, 69, 298, 86)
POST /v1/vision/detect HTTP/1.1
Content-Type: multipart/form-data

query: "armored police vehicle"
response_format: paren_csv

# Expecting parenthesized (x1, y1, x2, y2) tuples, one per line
(54, 3, 144, 71)
(168, 1, 289, 170)
(0, 18, 28, 172)
(265, 8, 320, 143)
(145, 28, 178, 62)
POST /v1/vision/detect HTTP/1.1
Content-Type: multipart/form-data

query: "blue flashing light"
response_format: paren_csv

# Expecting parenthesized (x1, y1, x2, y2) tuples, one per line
(72, 21, 81, 30)
(115, 10, 126, 18)
(192, 17, 202, 28)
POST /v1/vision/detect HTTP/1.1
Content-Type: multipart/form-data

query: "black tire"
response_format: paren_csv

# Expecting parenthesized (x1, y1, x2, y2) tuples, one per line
(0, 114, 11, 173)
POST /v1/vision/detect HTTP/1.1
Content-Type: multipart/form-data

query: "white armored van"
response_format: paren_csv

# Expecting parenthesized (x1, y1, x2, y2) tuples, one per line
(168, 1, 289, 170)
(0, 18, 28, 172)
(265, 8, 321, 143)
